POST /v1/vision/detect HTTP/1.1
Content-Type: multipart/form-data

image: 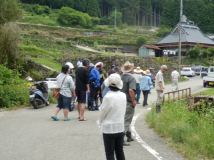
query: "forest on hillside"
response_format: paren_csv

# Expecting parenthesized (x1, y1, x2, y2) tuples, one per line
(21, 0, 214, 33)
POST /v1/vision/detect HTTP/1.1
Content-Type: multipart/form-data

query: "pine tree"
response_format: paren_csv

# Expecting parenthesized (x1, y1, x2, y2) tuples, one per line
(87, 0, 100, 17)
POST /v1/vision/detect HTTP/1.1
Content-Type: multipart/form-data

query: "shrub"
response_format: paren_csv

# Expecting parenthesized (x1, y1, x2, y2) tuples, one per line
(57, 7, 95, 28)
(119, 23, 128, 30)
(91, 17, 100, 26)
(0, 65, 29, 108)
(136, 36, 147, 45)
(100, 16, 109, 25)
(154, 26, 172, 38)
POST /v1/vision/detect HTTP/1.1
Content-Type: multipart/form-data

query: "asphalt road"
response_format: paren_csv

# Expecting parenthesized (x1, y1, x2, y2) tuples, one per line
(0, 76, 206, 160)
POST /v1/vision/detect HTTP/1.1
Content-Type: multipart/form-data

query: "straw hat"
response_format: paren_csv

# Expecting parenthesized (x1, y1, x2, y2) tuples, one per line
(105, 74, 123, 89)
(134, 67, 143, 74)
(121, 61, 134, 73)
(143, 70, 151, 76)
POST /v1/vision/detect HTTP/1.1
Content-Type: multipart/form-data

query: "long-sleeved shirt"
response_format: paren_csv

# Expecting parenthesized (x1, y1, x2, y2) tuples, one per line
(140, 75, 153, 91)
(89, 68, 100, 86)
(56, 73, 75, 97)
(98, 91, 127, 134)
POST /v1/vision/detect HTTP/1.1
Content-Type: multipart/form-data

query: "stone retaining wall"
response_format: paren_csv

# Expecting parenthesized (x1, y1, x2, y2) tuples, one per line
(55, 56, 178, 82)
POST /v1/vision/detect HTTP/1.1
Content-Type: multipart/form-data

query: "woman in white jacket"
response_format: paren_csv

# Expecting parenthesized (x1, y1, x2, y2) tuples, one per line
(98, 74, 126, 160)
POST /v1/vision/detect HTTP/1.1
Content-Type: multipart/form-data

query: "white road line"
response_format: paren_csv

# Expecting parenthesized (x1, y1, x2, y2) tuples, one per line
(131, 113, 163, 160)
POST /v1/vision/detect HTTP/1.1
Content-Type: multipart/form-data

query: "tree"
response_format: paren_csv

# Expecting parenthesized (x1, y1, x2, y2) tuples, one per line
(136, 36, 147, 45)
(87, 0, 100, 17)
(0, 0, 22, 24)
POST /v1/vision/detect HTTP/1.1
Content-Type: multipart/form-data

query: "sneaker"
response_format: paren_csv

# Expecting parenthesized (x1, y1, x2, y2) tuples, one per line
(95, 106, 99, 110)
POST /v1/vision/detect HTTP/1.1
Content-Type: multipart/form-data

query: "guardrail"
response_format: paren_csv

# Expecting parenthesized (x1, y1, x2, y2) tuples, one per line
(165, 88, 191, 102)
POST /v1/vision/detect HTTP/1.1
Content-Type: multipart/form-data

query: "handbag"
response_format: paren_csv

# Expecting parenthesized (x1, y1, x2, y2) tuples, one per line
(51, 75, 68, 99)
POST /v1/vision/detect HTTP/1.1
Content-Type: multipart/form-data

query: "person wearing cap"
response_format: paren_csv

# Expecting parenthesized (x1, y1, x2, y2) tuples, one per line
(171, 67, 180, 91)
(77, 58, 83, 68)
(65, 62, 75, 81)
(120, 61, 136, 145)
(155, 65, 167, 113)
(140, 70, 153, 107)
(133, 67, 143, 104)
(98, 74, 126, 160)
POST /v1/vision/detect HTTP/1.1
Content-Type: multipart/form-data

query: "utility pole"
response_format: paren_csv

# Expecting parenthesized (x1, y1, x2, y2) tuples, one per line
(115, 8, 116, 28)
(178, 0, 183, 72)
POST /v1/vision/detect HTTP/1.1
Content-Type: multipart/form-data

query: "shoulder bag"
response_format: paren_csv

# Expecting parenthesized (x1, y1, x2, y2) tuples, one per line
(51, 75, 68, 99)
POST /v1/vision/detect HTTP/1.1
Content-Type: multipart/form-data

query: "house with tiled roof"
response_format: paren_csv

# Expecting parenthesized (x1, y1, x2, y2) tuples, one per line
(155, 15, 214, 57)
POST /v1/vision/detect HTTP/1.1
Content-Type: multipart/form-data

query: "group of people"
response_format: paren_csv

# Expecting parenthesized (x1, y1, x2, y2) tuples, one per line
(50, 58, 174, 160)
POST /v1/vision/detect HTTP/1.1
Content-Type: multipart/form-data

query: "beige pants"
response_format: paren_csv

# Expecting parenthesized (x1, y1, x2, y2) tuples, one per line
(156, 90, 164, 106)
(172, 79, 179, 91)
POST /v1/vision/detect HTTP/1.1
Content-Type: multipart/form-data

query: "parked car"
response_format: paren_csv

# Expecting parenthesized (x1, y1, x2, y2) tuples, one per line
(203, 66, 214, 87)
(192, 66, 204, 75)
(200, 67, 208, 78)
(181, 67, 195, 77)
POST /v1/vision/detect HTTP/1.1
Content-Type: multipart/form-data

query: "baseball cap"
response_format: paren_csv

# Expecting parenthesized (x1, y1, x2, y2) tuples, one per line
(161, 65, 168, 70)
(105, 74, 123, 89)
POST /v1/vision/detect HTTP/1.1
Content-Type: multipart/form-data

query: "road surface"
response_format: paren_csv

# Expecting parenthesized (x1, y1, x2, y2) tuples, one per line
(0, 76, 206, 160)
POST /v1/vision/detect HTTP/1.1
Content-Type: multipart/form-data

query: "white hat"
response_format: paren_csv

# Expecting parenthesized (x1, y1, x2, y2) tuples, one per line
(65, 62, 74, 69)
(134, 67, 143, 73)
(161, 65, 168, 70)
(143, 70, 151, 76)
(104, 74, 123, 89)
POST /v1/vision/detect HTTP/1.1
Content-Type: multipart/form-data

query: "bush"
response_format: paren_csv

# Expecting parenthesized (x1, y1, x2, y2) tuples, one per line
(91, 17, 100, 26)
(57, 7, 95, 28)
(136, 36, 147, 45)
(0, 65, 29, 108)
(100, 16, 109, 25)
(154, 26, 172, 38)
(119, 23, 128, 30)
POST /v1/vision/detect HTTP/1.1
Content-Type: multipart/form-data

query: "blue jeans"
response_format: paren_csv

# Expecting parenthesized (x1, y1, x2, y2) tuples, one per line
(57, 94, 71, 110)
(135, 84, 141, 100)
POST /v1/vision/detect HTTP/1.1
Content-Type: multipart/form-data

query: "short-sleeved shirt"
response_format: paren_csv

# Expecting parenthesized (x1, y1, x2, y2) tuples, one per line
(75, 67, 89, 91)
(155, 70, 165, 90)
(132, 73, 142, 84)
(77, 61, 82, 68)
(121, 73, 136, 102)
(56, 73, 75, 97)
(171, 70, 180, 79)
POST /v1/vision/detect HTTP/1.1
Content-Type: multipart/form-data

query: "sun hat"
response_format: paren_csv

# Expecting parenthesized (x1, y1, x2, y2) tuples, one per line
(134, 67, 143, 74)
(104, 74, 123, 89)
(65, 62, 74, 69)
(121, 61, 134, 73)
(161, 65, 168, 71)
(143, 70, 151, 76)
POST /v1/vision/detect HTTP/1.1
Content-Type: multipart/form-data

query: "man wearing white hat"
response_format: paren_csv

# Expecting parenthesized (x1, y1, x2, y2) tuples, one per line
(120, 61, 136, 145)
(133, 67, 143, 104)
(155, 65, 167, 113)
(171, 67, 180, 91)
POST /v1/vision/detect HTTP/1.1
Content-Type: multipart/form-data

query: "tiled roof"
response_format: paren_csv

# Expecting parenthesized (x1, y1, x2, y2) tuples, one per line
(156, 23, 214, 45)
(142, 44, 161, 50)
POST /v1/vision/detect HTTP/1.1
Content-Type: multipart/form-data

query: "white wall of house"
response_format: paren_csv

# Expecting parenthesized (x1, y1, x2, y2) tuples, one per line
(148, 49, 155, 56)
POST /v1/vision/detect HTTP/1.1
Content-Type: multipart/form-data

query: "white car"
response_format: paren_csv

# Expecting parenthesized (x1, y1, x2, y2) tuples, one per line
(181, 67, 195, 77)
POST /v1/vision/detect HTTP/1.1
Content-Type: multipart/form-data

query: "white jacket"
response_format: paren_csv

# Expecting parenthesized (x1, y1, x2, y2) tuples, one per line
(98, 91, 127, 134)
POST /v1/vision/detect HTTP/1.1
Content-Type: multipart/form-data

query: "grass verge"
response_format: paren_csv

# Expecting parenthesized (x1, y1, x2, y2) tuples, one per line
(146, 88, 214, 160)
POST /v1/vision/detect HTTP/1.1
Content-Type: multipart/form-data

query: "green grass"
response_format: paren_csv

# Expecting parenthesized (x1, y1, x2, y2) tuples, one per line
(21, 45, 63, 58)
(30, 58, 62, 72)
(146, 88, 214, 160)
(21, 13, 59, 26)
